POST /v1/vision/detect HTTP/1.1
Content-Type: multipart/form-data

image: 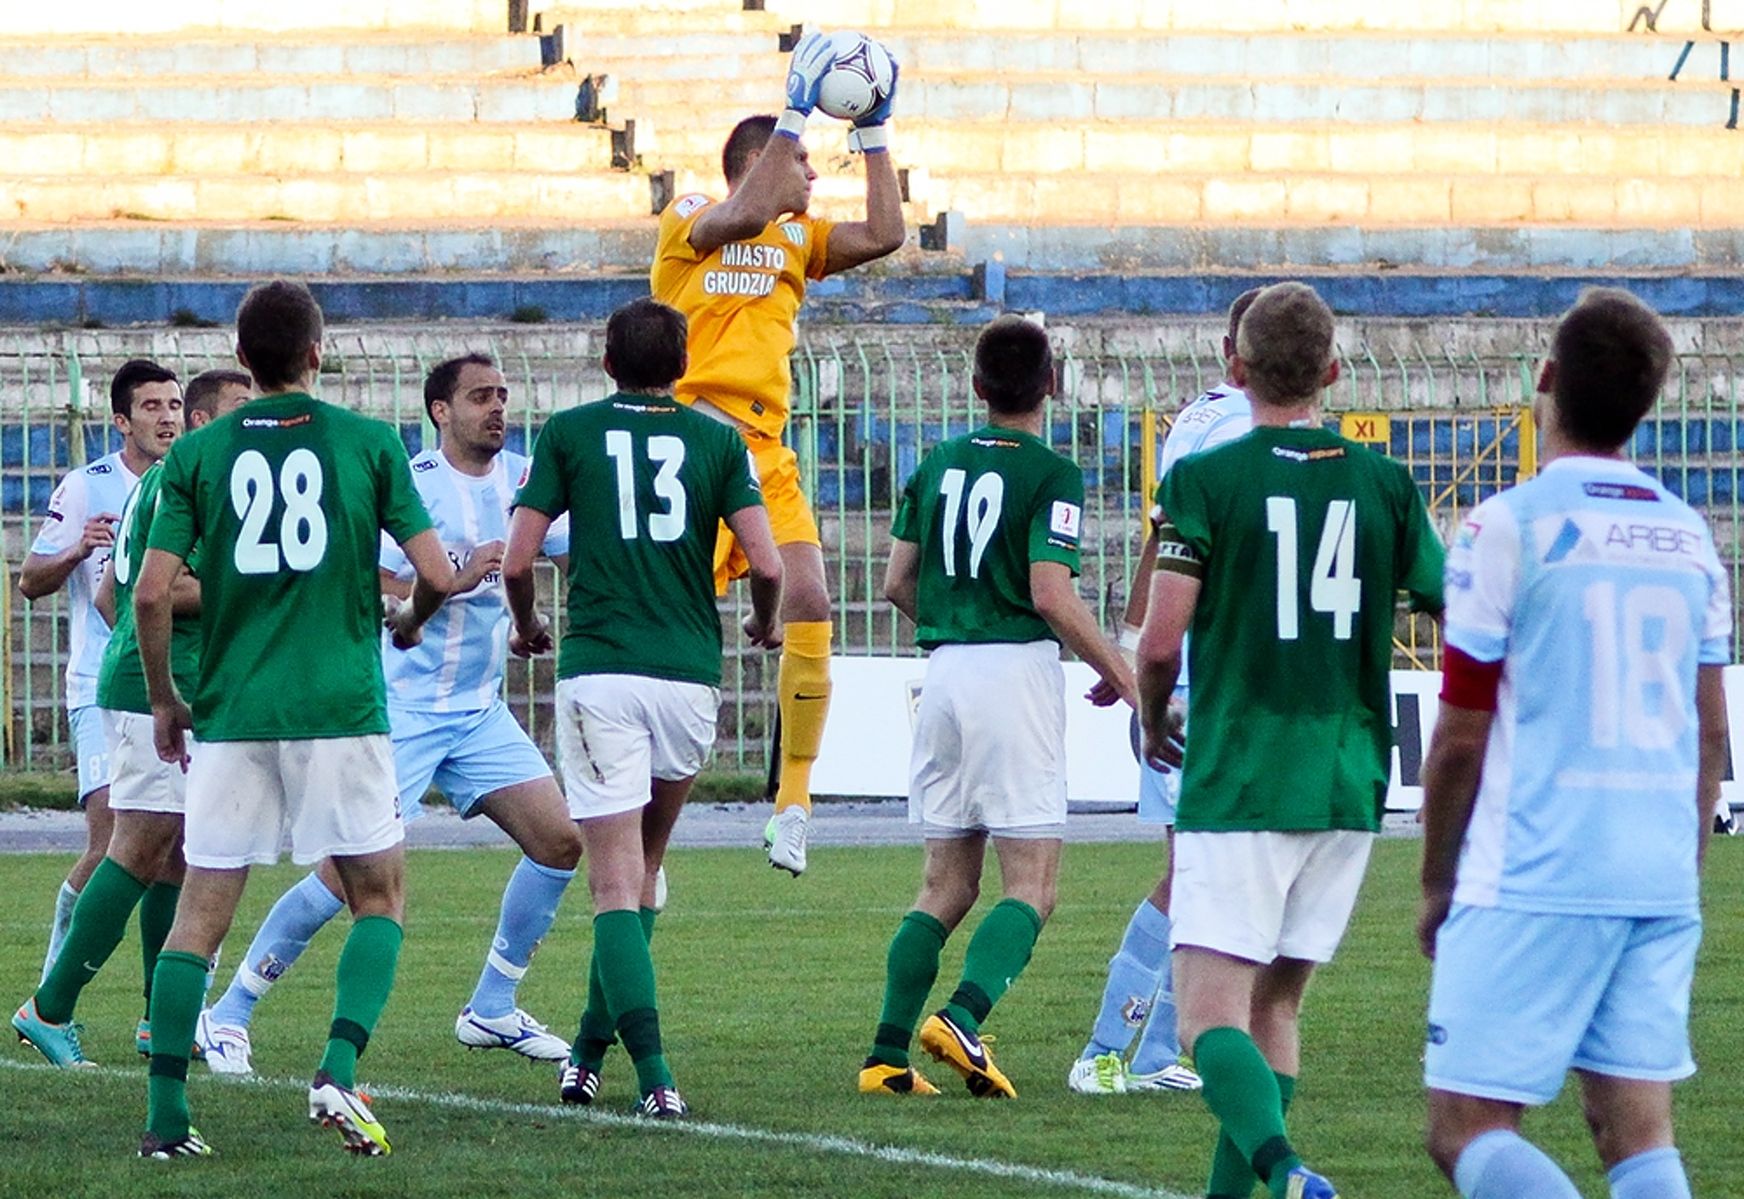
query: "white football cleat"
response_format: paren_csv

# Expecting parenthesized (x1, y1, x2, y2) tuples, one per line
(309, 1070, 390, 1156)
(1126, 1061, 1203, 1092)
(1067, 1051, 1128, 1095)
(454, 1006, 569, 1061)
(765, 807, 810, 876)
(195, 1010, 253, 1075)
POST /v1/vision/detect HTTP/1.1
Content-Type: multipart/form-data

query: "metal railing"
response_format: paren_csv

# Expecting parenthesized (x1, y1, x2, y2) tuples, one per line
(2, 332, 1739, 772)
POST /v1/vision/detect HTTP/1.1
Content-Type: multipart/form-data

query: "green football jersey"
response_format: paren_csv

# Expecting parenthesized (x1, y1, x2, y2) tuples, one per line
(97, 464, 201, 715)
(516, 393, 764, 687)
(148, 393, 433, 741)
(1156, 426, 1444, 833)
(891, 425, 1084, 649)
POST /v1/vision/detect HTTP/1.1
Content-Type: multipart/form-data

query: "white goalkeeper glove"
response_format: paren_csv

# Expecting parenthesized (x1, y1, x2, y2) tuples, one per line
(779, 31, 838, 138)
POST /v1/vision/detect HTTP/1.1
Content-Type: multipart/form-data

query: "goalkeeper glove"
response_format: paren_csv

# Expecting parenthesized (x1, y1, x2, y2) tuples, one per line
(779, 31, 837, 138)
(848, 57, 898, 153)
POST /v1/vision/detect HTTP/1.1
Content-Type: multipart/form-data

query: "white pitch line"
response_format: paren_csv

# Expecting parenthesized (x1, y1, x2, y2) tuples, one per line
(0, 1056, 1192, 1199)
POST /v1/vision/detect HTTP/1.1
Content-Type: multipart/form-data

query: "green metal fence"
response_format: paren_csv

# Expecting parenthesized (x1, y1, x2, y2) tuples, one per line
(2, 332, 1739, 774)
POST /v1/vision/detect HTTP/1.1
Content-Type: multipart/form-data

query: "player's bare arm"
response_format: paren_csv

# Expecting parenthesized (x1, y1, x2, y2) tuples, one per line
(819, 148, 905, 277)
(1033, 560, 1136, 709)
(379, 567, 413, 601)
(1120, 529, 1160, 634)
(724, 503, 785, 649)
(134, 545, 192, 767)
(688, 137, 814, 255)
(1696, 663, 1729, 867)
(20, 514, 117, 600)
(1136, 568, 1196, 767)
(387, 528, 457, 650)
(94, 558, 117, 627)
(1416, 703, 1493, 958)
(502, 504, 553, 657)
(883, 537, 920, 625)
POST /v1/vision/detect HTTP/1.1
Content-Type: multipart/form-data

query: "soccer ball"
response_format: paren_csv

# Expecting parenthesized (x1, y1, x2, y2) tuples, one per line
(814, 32, 896, 123)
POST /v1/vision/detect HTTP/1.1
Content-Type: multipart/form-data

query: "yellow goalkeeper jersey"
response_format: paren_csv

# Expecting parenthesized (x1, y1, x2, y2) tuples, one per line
(651, 193, 834, 440)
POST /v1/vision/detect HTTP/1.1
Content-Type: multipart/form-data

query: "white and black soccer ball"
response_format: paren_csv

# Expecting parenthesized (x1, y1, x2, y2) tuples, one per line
(814, 32, 896, 122)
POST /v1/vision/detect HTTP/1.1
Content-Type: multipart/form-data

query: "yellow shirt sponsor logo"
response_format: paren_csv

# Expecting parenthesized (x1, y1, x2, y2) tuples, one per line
(651, 194, 834, 440)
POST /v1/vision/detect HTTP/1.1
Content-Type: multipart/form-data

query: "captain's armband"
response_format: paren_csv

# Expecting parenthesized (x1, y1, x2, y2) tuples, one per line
(1153, 520, 1203, 579)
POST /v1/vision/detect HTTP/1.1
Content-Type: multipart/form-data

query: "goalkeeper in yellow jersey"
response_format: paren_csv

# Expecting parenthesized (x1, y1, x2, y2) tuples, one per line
(651, 32, 905, 875)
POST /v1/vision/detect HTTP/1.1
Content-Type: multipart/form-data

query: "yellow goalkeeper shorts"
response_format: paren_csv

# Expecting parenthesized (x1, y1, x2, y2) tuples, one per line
(713, 433, 819, 594)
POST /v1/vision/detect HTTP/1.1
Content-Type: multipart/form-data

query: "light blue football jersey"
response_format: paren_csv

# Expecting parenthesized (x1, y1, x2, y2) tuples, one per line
(380, 448, 570, 713)
(1444, 455, 1732, 917)
(1151, 383, 1251, 691)
(29, 451, 141, 710)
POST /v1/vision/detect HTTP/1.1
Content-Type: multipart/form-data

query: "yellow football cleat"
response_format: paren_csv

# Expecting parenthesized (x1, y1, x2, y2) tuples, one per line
(858, 1061, 940, 1096)
(919, 1012, 1016, 1098)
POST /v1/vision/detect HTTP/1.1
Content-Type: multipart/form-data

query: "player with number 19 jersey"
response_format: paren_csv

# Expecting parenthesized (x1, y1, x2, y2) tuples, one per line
(1157, 426, 1444, 832)
(150, 395, 433, 740)
(892, 429, 1085, 649)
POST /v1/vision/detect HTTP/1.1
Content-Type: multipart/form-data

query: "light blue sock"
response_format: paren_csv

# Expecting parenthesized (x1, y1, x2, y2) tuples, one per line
(1609, 1147, 1690, 1199)
(1128, 912, 1182, 1074)
(1081, 898, 1171, 1060)
(208, 871, 345, 1029)
(467, 857, 575, 1018)
(40, 880, 79, 985)
(1454, 1130, 1582, 1199)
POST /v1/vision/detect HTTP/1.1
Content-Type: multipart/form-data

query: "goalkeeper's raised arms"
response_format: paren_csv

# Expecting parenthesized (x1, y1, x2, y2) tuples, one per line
(780, 31, 838, 136)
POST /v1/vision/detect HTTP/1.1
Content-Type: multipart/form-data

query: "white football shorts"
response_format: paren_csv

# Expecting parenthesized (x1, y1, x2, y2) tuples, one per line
(1170, 829, 1374, 964)
(103, 708, 193, 814)
(183, 734, 403, 868)
(555, 674, 718, 820)
(909, 640, 1068, 839)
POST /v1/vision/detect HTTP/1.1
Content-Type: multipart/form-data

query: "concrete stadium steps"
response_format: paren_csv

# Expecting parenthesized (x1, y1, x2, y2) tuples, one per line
(7, 272, 1744, 327)
(7, 0, 511, 35)
(11, 224, 1744, 277)
(0, 34, 544, 78)
(755, 0, 1742, 34)
(0, 125, 617, 180)
(0, 76, 579, 124)
(869, 31, 1727, 79)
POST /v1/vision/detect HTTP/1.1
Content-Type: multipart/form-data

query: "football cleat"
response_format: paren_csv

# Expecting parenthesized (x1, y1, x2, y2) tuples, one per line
(455, 1006, 569, 1061)
(1067, 1051, 1128, 1095)
(558, 1061, 602, 1105)
(637, 1085, 689, 1120)
(765, 807, 810, 876)
(195, 1010, 253, 1075)
(11, 998, 94, 1068)
(138, 1128, 213, 1159)
(919, 1012, 1016, 1098)
(858, 1060, 940, 1096)
(1716, 808, 1738, 836)
(309, 1070, 391, 1156)
(1282, 1166, 1339, 1199)
(1126, 1061, 1203, 1092)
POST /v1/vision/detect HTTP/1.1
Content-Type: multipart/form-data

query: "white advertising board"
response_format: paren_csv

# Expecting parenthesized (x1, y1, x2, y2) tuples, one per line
(812, 658, 1744, 812)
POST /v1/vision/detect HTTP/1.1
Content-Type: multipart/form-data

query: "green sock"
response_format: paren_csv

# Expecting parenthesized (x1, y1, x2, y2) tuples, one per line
(318, 915, 403, 1090)
(145, 950, 208, 1141)
(1194, 1028, 1301, 1198)
(594, 908, 672, 1093)
(35, 857, 149, 1024)
(868, 910, 948, 1068)
(942, 898, 1042, 1036)
(574, 906, 655, 1070)
(138, 882, 180, 1019)
(1207, 1072, 1296, 1198)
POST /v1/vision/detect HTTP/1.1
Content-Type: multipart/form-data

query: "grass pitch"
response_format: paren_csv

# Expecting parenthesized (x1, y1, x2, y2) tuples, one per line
(2, 838, 1741, 1198)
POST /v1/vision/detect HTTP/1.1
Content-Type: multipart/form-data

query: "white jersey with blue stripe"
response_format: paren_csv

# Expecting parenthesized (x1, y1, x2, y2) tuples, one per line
(29, 451, 140, 710)
(1152, 384, 1251, 689)
(380, 448, 570, 714)
(1444, 456, 1732, 917)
